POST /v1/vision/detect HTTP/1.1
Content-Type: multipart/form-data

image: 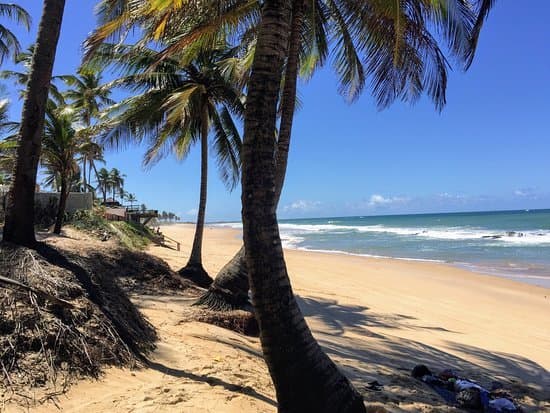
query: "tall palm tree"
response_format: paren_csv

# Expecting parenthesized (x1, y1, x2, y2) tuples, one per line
(108, 167, 124, 201)
(3, 0, 66, 246)
(239, 0, 496, 410)
(0, 3, 31, 65)
(93, 44, 243, 288)
(95, 166, 110, 203)
(41, 101, 79, 234)
(198, 0, 497, 310)
(60, 69, 114, 192)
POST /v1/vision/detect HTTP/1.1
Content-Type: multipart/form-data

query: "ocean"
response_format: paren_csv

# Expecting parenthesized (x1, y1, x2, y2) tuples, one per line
(218, 209, 550, 288)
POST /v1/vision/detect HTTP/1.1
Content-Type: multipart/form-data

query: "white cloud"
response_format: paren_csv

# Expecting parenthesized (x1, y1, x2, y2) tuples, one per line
(283, 200, 321, 212)
(186, 208, 198, 216)
(367, 194, 409, 207)
(514, 188, 537, 198)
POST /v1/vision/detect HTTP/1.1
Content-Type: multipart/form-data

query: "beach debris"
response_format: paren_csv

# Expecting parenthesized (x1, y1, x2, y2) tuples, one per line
(365, 380, 384, 391)
(0, 242, 157, 405)
(411, 364, 522, 412)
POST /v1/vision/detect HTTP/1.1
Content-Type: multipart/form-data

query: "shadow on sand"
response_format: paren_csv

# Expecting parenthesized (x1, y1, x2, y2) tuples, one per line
(146, 360, 276, 407)
(296, 295, 550, 411)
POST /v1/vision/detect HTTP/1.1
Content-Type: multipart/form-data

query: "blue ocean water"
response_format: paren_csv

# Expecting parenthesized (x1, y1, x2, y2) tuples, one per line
(220, 209, 550, 288)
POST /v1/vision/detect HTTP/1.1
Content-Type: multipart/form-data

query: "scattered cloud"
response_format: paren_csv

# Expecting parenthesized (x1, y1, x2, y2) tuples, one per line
(186, 208, 198, 216)
(437, 192, 468, 200)
(514, 187, 538, 198)
(283, 200, 322, 212)
(367, 194, 409, 207)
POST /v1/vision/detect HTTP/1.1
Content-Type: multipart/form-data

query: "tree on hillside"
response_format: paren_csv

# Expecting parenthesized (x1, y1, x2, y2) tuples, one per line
(0, 2, 31, 65)
(3, 0, 66, 246)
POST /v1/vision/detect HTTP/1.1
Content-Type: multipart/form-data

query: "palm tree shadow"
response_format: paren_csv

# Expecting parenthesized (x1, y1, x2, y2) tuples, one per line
(296, 295, 458, 337)
(146, 360, 276, 407)
(295, 295, 550, 410)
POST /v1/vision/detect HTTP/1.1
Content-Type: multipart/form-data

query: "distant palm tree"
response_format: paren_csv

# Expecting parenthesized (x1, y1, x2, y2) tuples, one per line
(125, 192, 137, 205)
(77, 139, 104, 193)
(0, 99, 18, 181)
(95, 44, 243, 288)
(0, 3, 31, 65)
(60, 69, 114, 192)
(3, 0, 66, 246)
(108, 167, 124, 201)
(95, 167, 110, 203)
(41, 101, 79, 234)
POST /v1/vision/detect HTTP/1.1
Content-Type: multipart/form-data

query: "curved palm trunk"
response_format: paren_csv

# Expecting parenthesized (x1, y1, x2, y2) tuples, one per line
(53, 174, 68, 234)
(197, 0, 304, 310)
(2, 0, 66, 247)
(178, 104, 214, 288)
(242, 1, 365, 410)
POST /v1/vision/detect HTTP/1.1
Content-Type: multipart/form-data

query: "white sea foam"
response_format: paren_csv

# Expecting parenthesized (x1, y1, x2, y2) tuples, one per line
(214, 222, 550, 245)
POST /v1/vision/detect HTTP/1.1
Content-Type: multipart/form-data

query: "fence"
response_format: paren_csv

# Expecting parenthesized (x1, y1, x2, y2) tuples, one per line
(35, 192, 93, 213)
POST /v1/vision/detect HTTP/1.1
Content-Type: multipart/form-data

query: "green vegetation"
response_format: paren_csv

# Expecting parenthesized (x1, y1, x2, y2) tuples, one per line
(69, 209, 154, 251)
(109, 220, 154, 250)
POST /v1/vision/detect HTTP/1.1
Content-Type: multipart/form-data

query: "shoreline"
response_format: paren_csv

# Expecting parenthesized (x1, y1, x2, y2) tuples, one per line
(159, 224, 550, 372)
(189, 222, 550, 289)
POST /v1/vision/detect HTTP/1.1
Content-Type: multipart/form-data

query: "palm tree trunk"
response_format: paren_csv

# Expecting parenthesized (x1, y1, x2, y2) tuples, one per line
(179, 103, 213, 288)
(82, 155, 87, 192)
(196, 0, 304, 310)
(241, 1, 365, 410)
(53, 174, 68, 234)
(2, 0, 66, 247)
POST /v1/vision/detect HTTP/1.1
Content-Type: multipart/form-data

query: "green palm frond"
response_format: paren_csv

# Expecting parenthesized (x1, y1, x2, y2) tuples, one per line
(0, 3, 31, 64)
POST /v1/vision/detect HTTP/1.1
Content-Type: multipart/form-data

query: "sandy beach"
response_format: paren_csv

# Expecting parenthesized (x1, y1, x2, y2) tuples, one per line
(16, 223, 550, 412)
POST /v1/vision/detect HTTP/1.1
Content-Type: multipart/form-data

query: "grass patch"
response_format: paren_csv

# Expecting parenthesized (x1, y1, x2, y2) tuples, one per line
(69, 209, 155, 251)
(109, 221, 155, 250)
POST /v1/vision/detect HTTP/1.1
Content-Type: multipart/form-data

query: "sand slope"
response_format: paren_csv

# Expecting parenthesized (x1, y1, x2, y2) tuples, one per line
(7, 224, 549, 412)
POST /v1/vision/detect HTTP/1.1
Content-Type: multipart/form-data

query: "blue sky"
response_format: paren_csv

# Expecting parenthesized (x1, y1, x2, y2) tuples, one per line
(3, 1, 550, 221)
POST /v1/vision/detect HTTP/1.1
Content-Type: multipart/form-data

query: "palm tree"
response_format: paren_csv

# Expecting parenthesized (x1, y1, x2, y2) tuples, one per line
(238, 0, 497, 410)
(95, 166, 110, 203)
(60, 69, 114, 192)
(93, 44, 243, 288)
(0, 3, 31, 65)
(41, 101, 79, 234)
(0, 47, 65, 102)
(3, 0, 66, 246)
(77, 139, 105, 194)
(108, 167, 124, 201)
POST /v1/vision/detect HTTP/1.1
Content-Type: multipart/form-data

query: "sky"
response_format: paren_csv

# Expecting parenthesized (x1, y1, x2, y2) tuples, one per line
(2, 1, 550, 221)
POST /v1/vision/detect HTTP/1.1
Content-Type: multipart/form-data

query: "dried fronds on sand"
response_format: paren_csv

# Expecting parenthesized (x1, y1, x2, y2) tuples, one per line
(0, 242, 157, 405)
(181, 306, 259, 337)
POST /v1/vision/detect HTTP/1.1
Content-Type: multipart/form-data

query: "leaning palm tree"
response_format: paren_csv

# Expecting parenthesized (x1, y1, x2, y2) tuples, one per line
(0, 2, 31, 65)
(3, 0, 66, 246)
(94, 44, 243, 288)
(40, 101, 79, 234)
(238, 0, 497, 410)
